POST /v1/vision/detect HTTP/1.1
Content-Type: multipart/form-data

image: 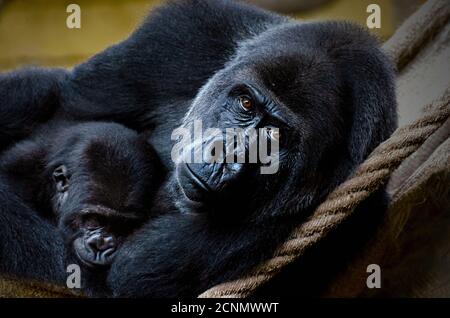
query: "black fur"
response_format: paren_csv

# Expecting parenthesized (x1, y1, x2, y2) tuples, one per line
(0, 68, 68, 151)
(0, 121, 164, 295)
(0, 175, 66, 284)
(104, 1, 396, 297)
(0, 0, 397, 297)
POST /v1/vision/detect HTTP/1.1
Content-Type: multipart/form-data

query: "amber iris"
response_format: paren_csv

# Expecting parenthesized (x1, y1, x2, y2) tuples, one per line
(239, 96, 253, 111)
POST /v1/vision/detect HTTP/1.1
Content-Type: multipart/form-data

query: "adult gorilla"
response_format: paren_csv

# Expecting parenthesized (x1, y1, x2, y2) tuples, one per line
(0, 0, 397, 296)
(105, 2, 396, 297)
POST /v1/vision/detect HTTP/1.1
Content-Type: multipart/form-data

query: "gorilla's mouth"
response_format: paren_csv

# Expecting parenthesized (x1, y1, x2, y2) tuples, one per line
(177, 162, 212, 203)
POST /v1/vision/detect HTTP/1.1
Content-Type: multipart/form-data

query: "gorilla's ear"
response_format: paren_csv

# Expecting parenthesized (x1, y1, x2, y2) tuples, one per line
(336, 45, 398, 166)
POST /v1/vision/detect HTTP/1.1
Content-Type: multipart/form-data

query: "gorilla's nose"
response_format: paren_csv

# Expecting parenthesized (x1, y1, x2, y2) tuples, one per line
(86, 231, 116, 252)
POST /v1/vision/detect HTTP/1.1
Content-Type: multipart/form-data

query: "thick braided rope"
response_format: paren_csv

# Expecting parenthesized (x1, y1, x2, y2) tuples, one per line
(199, 90, 450, 298)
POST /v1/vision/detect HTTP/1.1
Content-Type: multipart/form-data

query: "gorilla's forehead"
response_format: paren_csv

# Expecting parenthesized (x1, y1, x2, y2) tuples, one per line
(236, 22, 316, 58)
(233, 23, 338, 92)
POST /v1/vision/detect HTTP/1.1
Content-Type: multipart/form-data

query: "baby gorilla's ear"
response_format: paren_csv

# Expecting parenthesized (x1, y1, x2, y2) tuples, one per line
(52, 164, 70, 215)
(52, 165, 69, 193)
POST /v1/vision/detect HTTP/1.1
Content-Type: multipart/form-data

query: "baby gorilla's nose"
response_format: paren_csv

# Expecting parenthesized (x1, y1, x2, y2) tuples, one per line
(86, 231, 116, 252)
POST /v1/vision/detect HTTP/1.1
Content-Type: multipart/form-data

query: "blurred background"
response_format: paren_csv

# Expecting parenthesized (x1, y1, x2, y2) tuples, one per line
(0, 0, 424, 71)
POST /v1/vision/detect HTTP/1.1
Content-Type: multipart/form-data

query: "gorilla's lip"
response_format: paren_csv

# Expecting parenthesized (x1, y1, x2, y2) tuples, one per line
(183, 163, 212, 193)
(177, 162, 213, 203)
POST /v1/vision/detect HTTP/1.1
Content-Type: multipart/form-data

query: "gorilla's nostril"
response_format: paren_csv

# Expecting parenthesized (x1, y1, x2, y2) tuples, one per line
(103, 235, 116, 248)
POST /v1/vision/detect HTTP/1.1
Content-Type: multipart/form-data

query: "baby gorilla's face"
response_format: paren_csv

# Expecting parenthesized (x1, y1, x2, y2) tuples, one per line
(49, 123, 163, 268)
(67, 207, 134, 267)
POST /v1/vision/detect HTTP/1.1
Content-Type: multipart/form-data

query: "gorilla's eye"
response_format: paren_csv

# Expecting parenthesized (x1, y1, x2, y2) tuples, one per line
(238, 96, 253, 111)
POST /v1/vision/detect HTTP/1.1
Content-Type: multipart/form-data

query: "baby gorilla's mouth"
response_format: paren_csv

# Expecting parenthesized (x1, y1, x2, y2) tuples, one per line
(73, 228, 118, 268)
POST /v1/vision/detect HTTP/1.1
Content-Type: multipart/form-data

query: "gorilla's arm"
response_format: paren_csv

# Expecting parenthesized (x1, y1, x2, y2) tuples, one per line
(60, 0, 285, 129)
(0, 68, 68, 151)
(0, 1, 284, 146)
(0, 175, 66, 283)
(107, 212, 293, 297)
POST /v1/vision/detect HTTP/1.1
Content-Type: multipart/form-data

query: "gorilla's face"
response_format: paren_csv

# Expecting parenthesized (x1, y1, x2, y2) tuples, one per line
(175, 26, 347, 216)
(48, 123, 161, 267)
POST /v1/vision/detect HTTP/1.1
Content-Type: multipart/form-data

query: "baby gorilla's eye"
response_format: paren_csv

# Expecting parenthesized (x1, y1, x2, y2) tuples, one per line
(238, 96, 253, 111)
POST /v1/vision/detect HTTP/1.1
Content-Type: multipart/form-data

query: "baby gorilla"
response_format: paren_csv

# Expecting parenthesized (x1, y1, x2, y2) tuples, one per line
(0, 121, 163, 268)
